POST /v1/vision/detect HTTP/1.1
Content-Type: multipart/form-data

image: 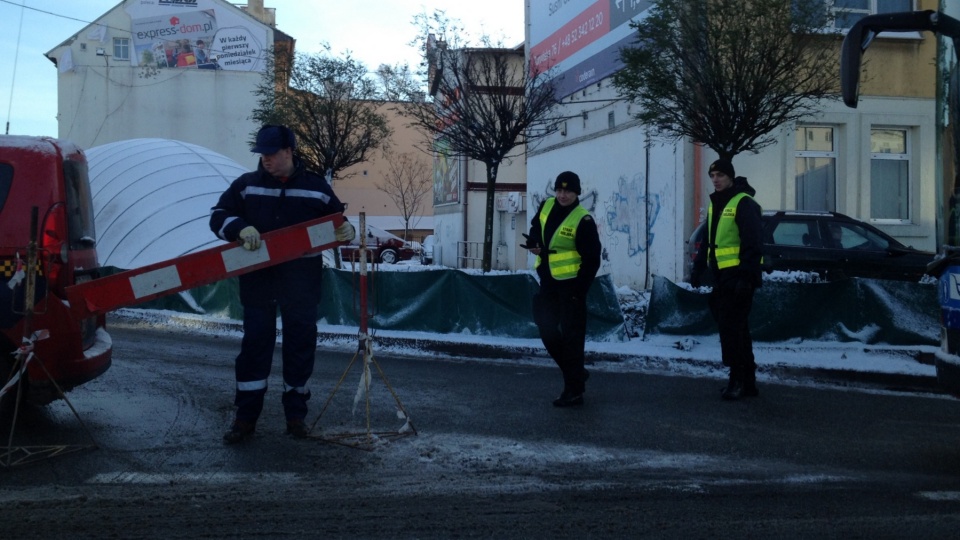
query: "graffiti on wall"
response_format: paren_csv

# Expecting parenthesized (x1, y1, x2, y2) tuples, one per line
(532, 173, 661, 262)
(532, 182, 598, 215)
(533, 181, 607, 265)
(603, 174, 661, 258)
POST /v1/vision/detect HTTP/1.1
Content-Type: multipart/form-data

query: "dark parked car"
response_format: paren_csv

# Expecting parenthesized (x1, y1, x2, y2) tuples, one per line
(686, 210, 935, 283)
(338, 219, 418, 264)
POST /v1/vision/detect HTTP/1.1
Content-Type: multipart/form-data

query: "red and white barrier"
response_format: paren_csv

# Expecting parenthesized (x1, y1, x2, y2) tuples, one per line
(65, 214, 347, 319)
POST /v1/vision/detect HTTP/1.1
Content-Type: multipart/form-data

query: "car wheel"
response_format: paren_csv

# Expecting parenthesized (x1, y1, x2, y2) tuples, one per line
(379, 249, 398, 264)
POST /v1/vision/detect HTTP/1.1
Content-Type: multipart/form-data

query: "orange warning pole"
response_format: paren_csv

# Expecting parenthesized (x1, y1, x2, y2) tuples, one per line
(358, 213, 369, 334)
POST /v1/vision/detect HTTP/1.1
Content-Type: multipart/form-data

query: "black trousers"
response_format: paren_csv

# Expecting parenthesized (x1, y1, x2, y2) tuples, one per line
(234, 300, 318, 423)
(708, 285, 757, 382)
(532, 290, 588, 393)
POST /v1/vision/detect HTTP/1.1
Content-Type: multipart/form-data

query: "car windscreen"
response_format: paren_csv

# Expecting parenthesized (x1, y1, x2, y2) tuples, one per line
(825, 222, 892, 250)
(0, 163, 11, 215)
(63, 157, 97, 247)
(770, 220, 822, 247)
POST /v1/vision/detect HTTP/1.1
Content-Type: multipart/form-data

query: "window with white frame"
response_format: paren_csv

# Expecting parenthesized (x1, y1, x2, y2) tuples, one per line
(113, 37, 130, 61)
(795, 126, 837, 211)
(870, 128, 910, 222)
(829, 1, 914, 31)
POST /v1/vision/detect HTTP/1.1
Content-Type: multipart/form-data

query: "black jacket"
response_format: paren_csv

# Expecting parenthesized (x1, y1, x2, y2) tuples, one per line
(691, 176, 763, 289)
(209, 157, 346, 306)
(529, 197, 602, 298)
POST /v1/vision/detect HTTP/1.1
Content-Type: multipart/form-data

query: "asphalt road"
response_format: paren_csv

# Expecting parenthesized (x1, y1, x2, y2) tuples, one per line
(2, 319, 960, 538)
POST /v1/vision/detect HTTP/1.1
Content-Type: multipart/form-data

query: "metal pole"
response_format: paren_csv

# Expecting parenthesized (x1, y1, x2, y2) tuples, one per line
(359, 213, 368, 334)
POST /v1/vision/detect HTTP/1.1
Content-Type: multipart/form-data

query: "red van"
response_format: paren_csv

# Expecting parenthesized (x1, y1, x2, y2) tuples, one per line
(0, 135, 112, 409)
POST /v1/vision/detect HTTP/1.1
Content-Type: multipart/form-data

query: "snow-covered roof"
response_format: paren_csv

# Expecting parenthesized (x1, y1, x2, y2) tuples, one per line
(86, 138, 245, 269)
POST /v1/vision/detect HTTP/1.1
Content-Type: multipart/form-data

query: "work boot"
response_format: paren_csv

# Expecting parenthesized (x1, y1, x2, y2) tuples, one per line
(553, 390, 584, 407)
(721, 378, 743, 401)
(286, 419, 309, 439)
(223, 420, 255, 444)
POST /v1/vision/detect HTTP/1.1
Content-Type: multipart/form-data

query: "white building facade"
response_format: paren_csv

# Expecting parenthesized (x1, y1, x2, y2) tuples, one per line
(525, 0, 937, 290)
(45, 0, 283, 170)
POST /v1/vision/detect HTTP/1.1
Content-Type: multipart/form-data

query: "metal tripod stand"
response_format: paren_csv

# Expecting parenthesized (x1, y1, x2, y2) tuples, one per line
(309, 213, 416, 450)
(2, 207, 97, 468)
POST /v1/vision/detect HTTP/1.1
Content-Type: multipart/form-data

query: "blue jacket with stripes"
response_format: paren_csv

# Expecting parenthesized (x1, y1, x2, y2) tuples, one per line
(210, 157, 346, 306)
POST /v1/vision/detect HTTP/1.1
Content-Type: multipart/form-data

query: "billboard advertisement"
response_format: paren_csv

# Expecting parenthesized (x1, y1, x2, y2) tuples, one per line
(529, 0, 651, 98)
(433, 138, 461, 206)
(125, 0, 267, 72)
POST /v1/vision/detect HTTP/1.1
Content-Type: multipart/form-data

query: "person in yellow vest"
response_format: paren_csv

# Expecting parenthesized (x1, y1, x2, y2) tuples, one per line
(526, 171, 602, 407)
(690, 159, 764, 400)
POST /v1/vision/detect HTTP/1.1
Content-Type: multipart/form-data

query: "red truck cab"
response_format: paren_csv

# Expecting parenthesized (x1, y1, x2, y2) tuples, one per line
(0, 135, 112, 407)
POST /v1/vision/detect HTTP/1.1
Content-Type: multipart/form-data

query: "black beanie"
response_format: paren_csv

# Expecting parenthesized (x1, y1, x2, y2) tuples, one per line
(554, 171, 582, 195)
(708, 159, 735, 178)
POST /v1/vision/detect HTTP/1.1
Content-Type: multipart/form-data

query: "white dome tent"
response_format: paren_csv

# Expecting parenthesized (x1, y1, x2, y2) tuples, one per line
(86, 138, 246, 270)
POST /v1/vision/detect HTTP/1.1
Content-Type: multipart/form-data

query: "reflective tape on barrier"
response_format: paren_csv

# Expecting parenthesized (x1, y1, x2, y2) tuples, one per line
(65, 214, 347, 319)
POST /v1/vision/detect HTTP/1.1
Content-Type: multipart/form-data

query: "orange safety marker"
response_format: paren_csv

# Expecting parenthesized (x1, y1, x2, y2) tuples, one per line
(65, 213, 347, 319)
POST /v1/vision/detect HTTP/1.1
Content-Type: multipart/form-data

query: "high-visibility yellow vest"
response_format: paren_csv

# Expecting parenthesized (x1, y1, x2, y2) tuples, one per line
(536, 198, 589, 280)
(707, 192, 755, 270)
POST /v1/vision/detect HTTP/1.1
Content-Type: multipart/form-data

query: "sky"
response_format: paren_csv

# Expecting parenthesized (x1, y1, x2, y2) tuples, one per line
(0, 0, 525, 138)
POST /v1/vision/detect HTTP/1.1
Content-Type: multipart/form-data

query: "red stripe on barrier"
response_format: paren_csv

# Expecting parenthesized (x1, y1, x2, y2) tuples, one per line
(65, 214, 346, 319)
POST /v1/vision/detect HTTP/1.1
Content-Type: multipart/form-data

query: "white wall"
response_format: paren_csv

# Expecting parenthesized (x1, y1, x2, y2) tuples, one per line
(430, 148, 529, 271)
(524, 1, 938, 290)
(704, 96, 937, 252)
(526, 83, 688, 290)
(56, 65, 262, 169)
(526, 87, 937, 291)
(433, 206, 462, 268)
(48, 0, 270, 170)
(494, 193, 529, 272)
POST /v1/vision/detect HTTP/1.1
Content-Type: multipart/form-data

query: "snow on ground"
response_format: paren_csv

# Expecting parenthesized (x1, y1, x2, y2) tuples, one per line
(115, 262, 939, 389)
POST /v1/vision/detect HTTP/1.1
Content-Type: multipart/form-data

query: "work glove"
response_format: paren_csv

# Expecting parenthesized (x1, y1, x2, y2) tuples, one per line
(335, 220, 356, 242)
(522, 234, 556, 257)
(520, 233, 540, 250)
(238, 226, 261, 251)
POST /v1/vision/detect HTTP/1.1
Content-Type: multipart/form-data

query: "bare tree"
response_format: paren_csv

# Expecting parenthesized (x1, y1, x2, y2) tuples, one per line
(251, 45, 393, 181)
(376, 63, 424, 103)
(613, 0, 840, 161)
(376, 151, 432, 240)
(396, 11, 563, 272)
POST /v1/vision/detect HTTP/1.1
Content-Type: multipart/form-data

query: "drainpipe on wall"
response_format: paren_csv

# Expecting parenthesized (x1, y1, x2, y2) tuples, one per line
(644, 134, 651, 290)
(461, 155, 468, 268)
(694, 143, 704, 224)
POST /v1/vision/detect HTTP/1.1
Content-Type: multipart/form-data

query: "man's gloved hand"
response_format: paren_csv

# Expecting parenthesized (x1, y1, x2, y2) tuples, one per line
(238, 226, 261, 251)
(519, 233, 540, 250)
(335, 220, 356, 242)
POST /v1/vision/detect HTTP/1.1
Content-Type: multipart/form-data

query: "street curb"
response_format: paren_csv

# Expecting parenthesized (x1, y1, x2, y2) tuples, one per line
(110, 311, 943, 395)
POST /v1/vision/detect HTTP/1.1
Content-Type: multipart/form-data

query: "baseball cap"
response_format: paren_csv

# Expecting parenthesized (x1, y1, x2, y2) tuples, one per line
(251, 125, 296, 154)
